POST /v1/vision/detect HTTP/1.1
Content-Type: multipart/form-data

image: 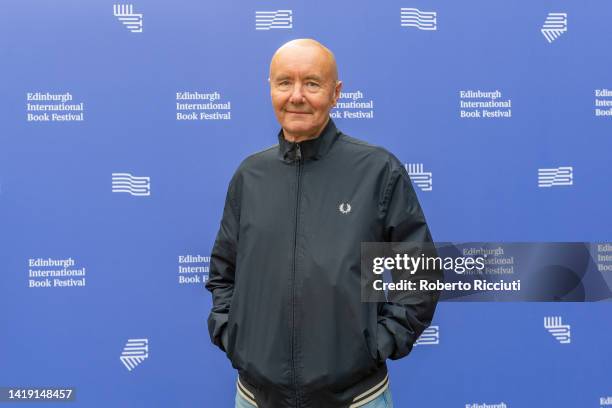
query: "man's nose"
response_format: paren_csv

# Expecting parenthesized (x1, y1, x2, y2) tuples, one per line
(288, 83, 305, 104)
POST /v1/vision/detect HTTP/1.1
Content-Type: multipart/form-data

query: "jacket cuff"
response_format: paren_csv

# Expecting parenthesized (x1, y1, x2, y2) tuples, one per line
(220, 326, 230, 353)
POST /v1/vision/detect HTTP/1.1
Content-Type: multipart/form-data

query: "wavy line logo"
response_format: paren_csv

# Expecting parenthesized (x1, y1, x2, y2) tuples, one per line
(255, 10, 292, 30)
(544, 316, 571, 344)
(113, 4, 143, 33)
(538, 166, 573, 188)
(405, 163, 433, 192)
(112, 173, 150, 196)
(120, 338, 149, 371)
(541, 12, 567, 43)
(400, 8, 437, 31)
(415, 325, 439, 345)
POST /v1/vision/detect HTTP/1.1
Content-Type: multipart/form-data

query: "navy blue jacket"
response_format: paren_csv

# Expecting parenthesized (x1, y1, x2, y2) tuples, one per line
(206, 118, 441, 407)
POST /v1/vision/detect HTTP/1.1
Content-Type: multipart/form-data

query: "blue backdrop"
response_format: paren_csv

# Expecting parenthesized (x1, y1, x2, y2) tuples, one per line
(1, 1, 611, 407)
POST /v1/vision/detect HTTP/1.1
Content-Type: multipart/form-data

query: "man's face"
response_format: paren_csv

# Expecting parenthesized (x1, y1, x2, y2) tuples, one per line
(269, 44, 342, 142)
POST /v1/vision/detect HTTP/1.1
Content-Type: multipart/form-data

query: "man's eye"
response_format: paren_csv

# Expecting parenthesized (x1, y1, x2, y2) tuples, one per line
(306, 82, 320, 88)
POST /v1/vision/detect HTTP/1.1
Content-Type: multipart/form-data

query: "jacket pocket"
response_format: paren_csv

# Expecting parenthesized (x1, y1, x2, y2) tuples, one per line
(374, 303, 394, 364)
(225, 306, 238, 360)
(220, 324, 230, 353)
(364, 303, 380, 363)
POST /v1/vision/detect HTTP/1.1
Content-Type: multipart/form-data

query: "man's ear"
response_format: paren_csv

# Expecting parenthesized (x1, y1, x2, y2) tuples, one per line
(333, 80, 343, 106)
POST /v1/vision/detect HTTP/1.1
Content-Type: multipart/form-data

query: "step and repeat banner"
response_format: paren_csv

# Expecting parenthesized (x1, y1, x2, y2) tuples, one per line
(1, 1, 611, 407)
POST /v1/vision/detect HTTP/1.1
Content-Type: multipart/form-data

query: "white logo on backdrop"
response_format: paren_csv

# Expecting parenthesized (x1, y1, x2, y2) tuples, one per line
(255, 10, 292, 30)
(120, 338, 149, 371)
(538, 166, 573, 187)
(405, 163, 433, 191)
(112, 173, 151, 196)
(415, 325, 439, 345)
(541, 13, 567, 43)
(400, 8, 437, 31)
(113, 4, 143, 33)
(544, 316, 571, 344)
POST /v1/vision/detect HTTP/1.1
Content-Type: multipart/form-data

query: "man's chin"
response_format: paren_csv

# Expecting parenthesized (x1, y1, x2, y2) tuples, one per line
(283, 124, 315, 135)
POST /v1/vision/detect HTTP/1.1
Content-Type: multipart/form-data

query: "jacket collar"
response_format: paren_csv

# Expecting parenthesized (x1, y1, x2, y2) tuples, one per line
(277, 117, 341, 163)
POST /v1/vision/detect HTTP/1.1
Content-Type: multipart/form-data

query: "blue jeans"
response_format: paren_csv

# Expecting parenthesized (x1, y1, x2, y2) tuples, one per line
(236, 387, 393, 408)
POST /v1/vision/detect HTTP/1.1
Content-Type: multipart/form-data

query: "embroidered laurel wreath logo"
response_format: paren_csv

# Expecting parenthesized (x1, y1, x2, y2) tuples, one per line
(339, 203, 352, 214)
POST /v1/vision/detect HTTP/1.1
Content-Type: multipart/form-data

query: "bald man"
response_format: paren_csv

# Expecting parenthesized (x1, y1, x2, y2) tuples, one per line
(206, 39, 441, 408)
(268, 39, 342, 144)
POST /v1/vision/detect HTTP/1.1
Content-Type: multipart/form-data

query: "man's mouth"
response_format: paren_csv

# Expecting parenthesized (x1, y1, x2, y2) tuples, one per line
(285, 110, 311, 114)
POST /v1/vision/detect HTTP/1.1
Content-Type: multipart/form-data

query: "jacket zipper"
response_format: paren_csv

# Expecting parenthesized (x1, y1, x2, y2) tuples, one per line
(291, 143, 302, 407)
